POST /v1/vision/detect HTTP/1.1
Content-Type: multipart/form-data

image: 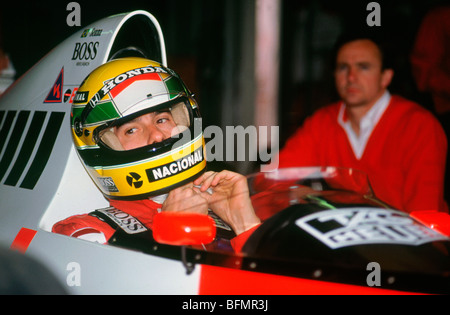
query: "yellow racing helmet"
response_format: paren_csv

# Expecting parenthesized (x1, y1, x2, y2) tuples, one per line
(71, 57, 206, 200)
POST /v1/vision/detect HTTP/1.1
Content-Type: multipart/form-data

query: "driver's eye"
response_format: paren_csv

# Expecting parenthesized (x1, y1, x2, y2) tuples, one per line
(125, 127, 137, 135)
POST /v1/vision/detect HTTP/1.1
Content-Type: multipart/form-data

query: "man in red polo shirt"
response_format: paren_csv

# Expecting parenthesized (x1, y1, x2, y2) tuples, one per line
(277, 33, 448, 213)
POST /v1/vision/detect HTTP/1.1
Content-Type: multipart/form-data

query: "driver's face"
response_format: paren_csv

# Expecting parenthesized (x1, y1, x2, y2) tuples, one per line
(114, 111, 178, 150)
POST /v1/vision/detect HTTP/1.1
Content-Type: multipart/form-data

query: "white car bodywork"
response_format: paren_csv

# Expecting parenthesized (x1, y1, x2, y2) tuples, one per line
(0, 10, 203, 294)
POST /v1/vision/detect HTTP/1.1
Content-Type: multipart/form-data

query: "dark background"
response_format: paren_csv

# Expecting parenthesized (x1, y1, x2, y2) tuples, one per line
(0, 0, 448, 173)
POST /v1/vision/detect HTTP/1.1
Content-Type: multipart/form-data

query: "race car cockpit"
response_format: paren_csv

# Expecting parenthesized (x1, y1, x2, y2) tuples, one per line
(1, 10, 449, 295)
(108, 166, 450, 294)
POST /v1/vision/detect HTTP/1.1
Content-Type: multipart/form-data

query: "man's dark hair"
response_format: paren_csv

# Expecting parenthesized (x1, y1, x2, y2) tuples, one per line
(332, 30, 394, 71)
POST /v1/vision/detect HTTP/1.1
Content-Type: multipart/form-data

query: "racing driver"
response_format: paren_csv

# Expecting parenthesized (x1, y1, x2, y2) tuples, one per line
(52, 57, 261, 252)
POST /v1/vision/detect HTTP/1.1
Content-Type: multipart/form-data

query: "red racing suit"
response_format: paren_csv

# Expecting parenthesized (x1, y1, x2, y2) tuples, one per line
(52, 198, 258, 253)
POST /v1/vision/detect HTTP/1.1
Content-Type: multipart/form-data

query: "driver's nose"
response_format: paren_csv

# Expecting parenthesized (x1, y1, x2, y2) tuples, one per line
(146, 125, 165, 145)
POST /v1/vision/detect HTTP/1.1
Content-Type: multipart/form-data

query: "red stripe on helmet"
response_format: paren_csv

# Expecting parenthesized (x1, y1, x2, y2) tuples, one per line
(110, 72, 162, 98)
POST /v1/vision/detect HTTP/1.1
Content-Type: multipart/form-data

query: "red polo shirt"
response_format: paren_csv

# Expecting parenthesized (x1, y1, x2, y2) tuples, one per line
(278, 95, 448, 213)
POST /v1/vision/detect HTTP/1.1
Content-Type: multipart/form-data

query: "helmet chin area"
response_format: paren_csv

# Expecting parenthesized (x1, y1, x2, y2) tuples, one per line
(91, 127, 206, 201)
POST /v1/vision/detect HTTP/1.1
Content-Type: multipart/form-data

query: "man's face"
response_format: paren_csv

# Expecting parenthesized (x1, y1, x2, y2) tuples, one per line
(114, 111, 178, 150)
(334, 39, 393, 109)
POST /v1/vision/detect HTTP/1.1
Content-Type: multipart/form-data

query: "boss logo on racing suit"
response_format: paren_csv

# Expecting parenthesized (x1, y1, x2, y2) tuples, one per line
(95, 207, 148, 234)
(146, 147, 204, 182)
(296, 208, 448, 249)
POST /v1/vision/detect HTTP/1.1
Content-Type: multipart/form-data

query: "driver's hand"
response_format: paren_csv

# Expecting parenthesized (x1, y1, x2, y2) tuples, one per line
(193, 170, 261, 235)
(161, 182, 209, 215)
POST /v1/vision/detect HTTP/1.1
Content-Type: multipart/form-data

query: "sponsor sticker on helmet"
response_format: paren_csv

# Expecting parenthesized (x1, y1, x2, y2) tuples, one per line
(296, 208, 448, 249)
(73, 91, 89, 104)
(126, 172, 143, 189)
(146, 147, 204, 182)
(98, 176, 119, 192)
(100, 66, 168, 97)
